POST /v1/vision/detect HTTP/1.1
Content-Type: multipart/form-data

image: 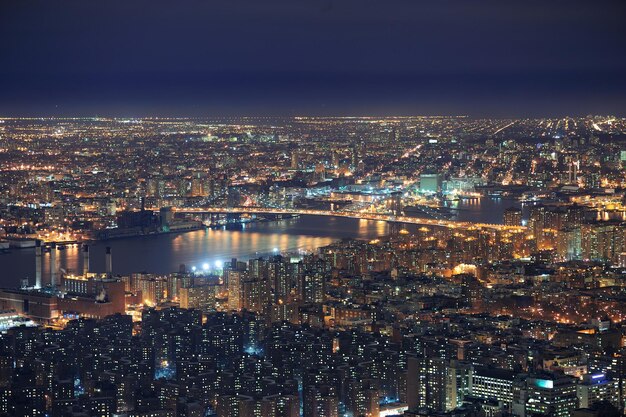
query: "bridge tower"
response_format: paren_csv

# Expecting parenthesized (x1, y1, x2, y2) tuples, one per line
(389, 221, 403, 237)
(389, 191, 403, 215)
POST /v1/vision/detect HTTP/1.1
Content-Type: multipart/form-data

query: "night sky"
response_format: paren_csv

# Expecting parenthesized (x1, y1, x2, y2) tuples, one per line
(1, 0, 625, 117)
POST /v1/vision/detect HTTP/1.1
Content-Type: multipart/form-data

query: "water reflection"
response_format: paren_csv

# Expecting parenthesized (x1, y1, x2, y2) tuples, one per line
(0, 216, 388, 288)
(1, 204, 514, 289)
(445, 197, 520, 223)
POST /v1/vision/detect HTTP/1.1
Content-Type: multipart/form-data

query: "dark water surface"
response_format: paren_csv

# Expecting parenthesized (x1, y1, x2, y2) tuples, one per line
(445, 196, 522, 223)
(0, 216, 387, 287)
(0, 198, 518, 288)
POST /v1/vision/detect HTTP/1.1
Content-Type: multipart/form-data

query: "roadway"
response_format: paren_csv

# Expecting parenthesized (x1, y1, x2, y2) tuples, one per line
(153, 207, 525, 232)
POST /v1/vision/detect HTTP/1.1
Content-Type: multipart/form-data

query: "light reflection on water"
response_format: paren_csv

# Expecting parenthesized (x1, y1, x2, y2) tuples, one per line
(0, 216, 388, 288)
(445, 196, 521, 223)
(0, 199, 515, 288)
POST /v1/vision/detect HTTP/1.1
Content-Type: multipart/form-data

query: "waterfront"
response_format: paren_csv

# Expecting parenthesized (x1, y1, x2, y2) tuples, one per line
(0, 216, 388, 288)
(0, 198, 521, 288)
(0, 198, 519, 288)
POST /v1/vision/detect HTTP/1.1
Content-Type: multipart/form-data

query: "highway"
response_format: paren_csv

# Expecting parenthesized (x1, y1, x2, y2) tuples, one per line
(152, 206, 525, 232)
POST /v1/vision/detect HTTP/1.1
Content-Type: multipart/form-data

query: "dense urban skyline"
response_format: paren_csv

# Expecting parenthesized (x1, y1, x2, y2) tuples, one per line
(2, 2, 626, 417)
(1, 115, 626, 416)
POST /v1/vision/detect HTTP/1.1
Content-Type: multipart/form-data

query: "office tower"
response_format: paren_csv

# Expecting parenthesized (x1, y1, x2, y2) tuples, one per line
(577, 373, 620, 409)
(469, 366, 515, 412)
(525, 373, 577, 417)
(446, 360, 472, 411)
(391, 126, 399, 142)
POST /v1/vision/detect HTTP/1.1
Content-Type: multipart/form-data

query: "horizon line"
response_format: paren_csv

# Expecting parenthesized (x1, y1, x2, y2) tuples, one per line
(1, 114, 622, 121)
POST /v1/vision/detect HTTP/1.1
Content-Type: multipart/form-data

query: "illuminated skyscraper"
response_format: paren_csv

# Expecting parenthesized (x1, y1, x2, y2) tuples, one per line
(503, 207, 522, 227)
(577, 373, 620, 409)
(406, 356, 448, 412)
(179, 285, 216, 313)
(524, 373, 577, 417)
(227, 270, 245, 311)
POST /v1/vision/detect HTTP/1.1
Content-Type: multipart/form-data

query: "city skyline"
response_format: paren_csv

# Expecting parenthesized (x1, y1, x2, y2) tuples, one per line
(2, 2, 626, 417)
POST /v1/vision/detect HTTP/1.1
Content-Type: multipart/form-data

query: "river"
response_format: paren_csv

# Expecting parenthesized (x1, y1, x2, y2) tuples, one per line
(0, 216, 387, 288)
(0, 197, 521, 288)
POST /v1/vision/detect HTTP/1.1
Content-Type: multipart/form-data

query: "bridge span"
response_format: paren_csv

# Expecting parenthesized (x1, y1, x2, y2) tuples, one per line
(153, 207, 525, 232)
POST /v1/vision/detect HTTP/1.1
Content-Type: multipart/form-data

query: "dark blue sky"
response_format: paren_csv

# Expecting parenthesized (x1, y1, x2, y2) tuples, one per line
(1, 0, 625, 117)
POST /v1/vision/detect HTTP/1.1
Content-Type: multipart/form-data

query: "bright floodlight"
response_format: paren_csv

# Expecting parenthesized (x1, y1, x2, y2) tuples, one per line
(215, 260, 223, 268)
(191, 266, 197, 272)
(202, 263, 209, 270)
(273, 247, 279, 252)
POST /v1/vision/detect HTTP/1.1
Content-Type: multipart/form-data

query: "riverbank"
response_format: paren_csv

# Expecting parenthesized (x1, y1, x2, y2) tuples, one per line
(0, 215, 388, 288)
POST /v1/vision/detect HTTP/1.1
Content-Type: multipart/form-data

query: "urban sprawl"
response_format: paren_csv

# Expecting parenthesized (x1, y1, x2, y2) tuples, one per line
(1, 116, 626, 417)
